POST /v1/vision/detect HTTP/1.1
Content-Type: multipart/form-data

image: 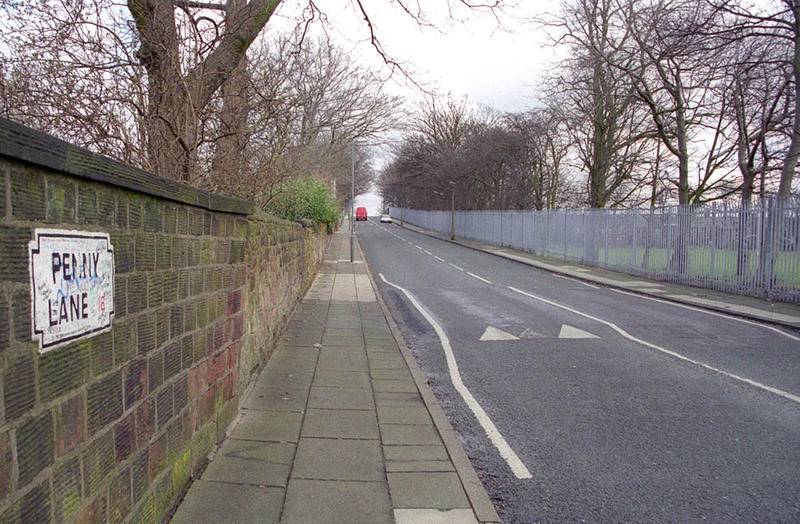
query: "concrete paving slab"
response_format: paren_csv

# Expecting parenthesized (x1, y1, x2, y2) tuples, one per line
(170, 480, 283, 524)
(394, 508, 478, 524)
(259, 367, 315, 390)
(243, 386, 308, 412)
(374, 391, 424, 406)
(368, 356, 408, 370)
(321, 334, 365, 347)
(282, 479, 392, 524)
(235, 411, 303, 443)
(380, 424, 443, 446)
(371, 368, 413, 380)
(365, 336, 399, 346)
(316, 351, 368, 372)
(308, 386, 375, 410)
(386, 460, 455, 473)
(387, 472, 470, 509)
(217, 439, 295, 464)
(201, 455, 290, 487)
(383, 444, 448, 462)
(301, 409, 379, 439)
(279, 334, 323, 346)
(313, 370, 371, 389)
(372, 379, 420, 393)
(377, 406, 433, 425)
(263, 355, 318, 375)
(366, 345, 401, 355)
(324, 328, 363, 338)
(292, 438, 383, 481)
(270, 346, 319, 361)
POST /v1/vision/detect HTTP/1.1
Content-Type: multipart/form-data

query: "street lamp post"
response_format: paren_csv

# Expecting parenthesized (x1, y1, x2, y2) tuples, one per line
(350, 142, 355, 263)
(449, 181, 456, 240)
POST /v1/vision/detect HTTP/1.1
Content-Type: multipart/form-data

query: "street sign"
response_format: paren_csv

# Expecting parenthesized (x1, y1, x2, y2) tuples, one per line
(28, 229, 114, 352)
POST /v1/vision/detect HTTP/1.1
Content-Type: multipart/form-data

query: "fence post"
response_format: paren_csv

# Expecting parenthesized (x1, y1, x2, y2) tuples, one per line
(545, 211, 550, 257)
(582, 212, 587, 264)
(632, 210, 637, 270)
(711, 202, 717, 285)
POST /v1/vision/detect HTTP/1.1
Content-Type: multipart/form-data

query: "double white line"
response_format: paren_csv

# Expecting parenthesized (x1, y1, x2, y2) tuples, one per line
(379, 273, 532, 479)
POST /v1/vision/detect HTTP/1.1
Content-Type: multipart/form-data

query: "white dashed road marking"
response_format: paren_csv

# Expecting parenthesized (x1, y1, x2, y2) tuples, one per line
(467, 272, 492, 285)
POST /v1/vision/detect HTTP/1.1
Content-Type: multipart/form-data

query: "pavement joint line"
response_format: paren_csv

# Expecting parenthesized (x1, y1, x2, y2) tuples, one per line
(201, 478, 287, 488)
(357, 238, 502, 524)
(378, 272, 531, 480)
(508, 285, 800, 405)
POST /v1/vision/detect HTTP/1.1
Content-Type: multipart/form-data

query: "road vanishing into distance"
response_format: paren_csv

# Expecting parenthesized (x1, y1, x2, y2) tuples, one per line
(355, 218, 800, 523)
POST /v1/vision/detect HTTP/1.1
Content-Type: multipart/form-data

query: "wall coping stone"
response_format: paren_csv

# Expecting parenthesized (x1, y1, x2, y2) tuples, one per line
(0, 117, 253, 215)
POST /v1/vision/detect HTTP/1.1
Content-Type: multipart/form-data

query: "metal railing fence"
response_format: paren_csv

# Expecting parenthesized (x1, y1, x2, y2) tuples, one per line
(389, 199, 800, 303)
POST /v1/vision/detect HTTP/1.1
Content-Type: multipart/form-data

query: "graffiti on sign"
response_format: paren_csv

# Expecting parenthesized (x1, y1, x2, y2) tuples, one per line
(29, 229, 115, 352)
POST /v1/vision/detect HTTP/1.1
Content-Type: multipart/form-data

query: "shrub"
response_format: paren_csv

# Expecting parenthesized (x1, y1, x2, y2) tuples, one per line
(266, 177, 341, 230)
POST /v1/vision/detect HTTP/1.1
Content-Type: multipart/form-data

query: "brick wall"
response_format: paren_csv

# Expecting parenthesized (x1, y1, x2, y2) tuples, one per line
(0, 118, 327, 523)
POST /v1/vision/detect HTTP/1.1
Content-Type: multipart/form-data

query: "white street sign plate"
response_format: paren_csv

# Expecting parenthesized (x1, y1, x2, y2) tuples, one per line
(28, 229, 115, 352)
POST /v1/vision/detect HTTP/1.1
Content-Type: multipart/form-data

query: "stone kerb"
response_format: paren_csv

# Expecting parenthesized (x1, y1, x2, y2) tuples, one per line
(0, 119, 327, 524)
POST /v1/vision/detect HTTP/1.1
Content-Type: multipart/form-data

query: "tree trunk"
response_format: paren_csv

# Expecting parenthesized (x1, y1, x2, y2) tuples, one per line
(670, 73, 690, 274)
(129, 0, 197, 182)
(212, 16, 250, 195)
(779, 3, 800, 198)
(128, 0, 280, 182)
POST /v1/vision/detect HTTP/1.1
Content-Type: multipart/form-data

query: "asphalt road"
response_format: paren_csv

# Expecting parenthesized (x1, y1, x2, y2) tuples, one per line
(356, 218, 800, 523)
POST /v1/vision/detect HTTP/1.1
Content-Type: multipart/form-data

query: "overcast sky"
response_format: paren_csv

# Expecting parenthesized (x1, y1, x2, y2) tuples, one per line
(271, 1, 562, 214)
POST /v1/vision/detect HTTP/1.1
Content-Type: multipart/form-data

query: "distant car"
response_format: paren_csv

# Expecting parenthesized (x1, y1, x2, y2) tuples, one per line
(355, 207, 367, 221)
(380, 214, 392, 223)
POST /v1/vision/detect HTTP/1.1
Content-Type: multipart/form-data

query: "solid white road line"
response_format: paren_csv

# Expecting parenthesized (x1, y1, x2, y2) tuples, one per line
(467, 272, 492, 285)
(380, 274, 533, 479)
(608, 287, 800, 342)
(508, 286, 800, 405)
(449, 264, 465, 272)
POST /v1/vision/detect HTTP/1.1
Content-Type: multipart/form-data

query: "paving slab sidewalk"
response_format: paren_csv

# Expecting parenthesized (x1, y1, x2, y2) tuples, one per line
(396, 222, 800, 330)
(170, 227, 500, 524)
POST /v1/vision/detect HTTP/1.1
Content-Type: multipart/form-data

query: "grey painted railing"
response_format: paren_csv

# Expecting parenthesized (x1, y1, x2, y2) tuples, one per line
(390, 200, 800, 303)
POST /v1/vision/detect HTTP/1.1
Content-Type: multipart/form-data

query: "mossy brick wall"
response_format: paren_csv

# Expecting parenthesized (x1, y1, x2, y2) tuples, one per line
(0, 118, 327, 523)
(240, 215, 326, 382)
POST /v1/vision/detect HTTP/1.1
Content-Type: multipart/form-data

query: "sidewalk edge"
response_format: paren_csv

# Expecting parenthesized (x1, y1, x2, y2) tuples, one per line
(356, 237, 502, 524)
(398, 223, 800, 332)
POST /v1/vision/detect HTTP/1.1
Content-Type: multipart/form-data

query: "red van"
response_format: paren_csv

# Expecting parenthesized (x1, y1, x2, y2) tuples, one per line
(355, 207, 367, 221)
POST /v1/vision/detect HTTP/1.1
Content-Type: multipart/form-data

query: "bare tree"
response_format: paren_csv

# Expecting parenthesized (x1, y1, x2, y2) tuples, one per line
(702, 0, 798, 198)
(0, 0, 148, 166)
(199, 34, 402, 208)
(506, 109, 571, 210)
(2, 0, 507, 186)
(379, 96, 574, 211)
(549, 0, 656, 209)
